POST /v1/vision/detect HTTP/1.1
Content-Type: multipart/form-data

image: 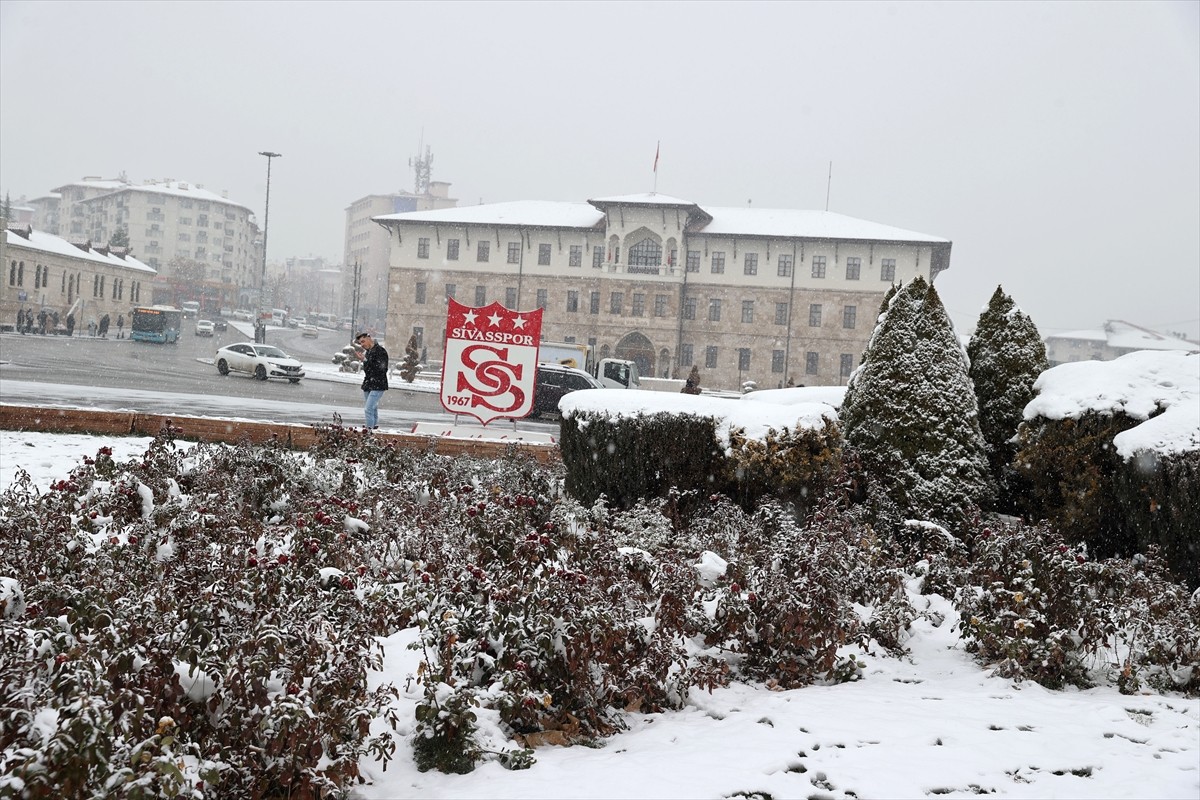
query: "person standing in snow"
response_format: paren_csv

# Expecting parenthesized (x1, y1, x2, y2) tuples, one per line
(353, 331, 388, 430)
(116, 314, 124, 339)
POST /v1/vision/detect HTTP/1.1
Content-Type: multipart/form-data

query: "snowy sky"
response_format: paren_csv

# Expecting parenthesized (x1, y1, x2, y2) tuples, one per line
(0, 1, 1197, 340)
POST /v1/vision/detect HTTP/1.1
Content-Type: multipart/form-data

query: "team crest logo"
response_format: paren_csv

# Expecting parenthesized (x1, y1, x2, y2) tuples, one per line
(441, 299, 543, 424)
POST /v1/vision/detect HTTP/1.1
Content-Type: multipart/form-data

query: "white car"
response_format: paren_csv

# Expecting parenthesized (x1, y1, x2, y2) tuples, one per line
(215, 342, 305, 383)
(301, 324, 319, 338)
(195, 319, 215, 337)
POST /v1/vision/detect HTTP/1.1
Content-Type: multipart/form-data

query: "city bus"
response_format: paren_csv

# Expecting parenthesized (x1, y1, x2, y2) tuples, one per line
(130, 305, 183, 344)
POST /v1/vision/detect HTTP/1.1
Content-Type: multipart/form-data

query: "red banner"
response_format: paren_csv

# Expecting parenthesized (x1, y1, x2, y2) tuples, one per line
(440, 299, 543, 424)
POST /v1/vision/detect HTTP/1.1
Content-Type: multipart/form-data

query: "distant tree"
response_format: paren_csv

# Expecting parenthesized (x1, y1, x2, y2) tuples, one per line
(2, 192, 10, 222)
(398, 335, 421, 383)
(840, 276, 994, 529)
(967, 286, 1050, 513)
(108, 225, 130, 250)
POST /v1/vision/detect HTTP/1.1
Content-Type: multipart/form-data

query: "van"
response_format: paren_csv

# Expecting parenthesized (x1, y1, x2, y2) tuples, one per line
(181, 301, 200, 319)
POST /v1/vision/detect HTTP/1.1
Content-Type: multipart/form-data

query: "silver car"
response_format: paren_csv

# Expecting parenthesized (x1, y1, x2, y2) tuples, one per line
(215, 342, 305, 383)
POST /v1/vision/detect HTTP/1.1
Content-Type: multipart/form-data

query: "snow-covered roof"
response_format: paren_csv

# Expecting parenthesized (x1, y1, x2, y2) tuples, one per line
(1046, 320, 1199, 353)
(51, 178, 253, 214)
(695, 208, 949, 243)
(376, 196, 949, 243)
(4, 227, 156, 274)
(1024, 350, 1200, 458)
(375, 201, 605, 229)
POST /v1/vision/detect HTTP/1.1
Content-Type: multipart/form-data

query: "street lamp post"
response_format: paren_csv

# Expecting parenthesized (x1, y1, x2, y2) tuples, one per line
(257, 151, 281, 311)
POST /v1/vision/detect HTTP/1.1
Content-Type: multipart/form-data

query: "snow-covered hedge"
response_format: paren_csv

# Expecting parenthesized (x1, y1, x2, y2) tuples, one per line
(1017, 351, 1200, 586)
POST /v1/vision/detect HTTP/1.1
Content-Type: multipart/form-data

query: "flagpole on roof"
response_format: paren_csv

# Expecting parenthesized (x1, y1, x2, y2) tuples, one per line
(653, 141, 660, 194)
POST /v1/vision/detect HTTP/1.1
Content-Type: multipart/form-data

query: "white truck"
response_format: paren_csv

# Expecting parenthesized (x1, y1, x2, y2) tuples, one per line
(537, 340, 641, 390)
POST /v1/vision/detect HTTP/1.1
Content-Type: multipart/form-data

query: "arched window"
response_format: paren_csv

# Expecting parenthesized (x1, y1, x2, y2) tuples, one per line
(17, 261, 24, 287)
(8, 260, 15, 286)
(628, 238, 662, 268)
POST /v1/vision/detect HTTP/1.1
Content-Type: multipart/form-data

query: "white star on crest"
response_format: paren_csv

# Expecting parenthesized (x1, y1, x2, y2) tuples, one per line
(511, 315, 527, 330)
(487, 311, 504, 328)
(462, 309, 478, 326)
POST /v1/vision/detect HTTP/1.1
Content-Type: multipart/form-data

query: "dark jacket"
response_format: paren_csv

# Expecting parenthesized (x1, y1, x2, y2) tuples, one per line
(361, 344, 389, 391)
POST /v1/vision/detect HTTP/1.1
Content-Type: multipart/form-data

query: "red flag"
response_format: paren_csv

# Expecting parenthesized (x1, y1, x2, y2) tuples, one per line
(653, 141, 660, 173)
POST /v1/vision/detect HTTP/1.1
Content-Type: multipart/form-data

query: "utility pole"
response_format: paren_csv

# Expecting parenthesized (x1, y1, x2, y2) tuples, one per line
(257, 151, 281, 310)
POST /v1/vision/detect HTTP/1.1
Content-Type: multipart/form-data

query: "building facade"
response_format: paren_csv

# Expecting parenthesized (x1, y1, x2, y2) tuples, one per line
(344, 181, 457, 333)
(375, 193, 951, 390)
(3, 224, 156, 333)
(51, 177, 260, 312)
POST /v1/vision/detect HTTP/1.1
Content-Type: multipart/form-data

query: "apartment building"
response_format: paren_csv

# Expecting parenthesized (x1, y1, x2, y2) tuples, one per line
(374, 193, 951, 390)
(344, 181, 457, 332)
(1044, 320, 1200, 366)
(51, 176, 261, 311)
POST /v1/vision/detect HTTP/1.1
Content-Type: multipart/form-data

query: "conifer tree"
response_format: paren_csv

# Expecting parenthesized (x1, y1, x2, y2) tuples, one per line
(399, 334, 421, 383)
(840, 276, 994, 528)
(966, 286, 1049, 513)
(108, 225, 130, 249)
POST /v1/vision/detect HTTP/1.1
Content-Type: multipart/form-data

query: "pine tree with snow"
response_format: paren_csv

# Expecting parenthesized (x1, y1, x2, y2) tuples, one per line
(967, 286, 1049, 513)
(399, 334, 421, 383)
(840, 276, 994, 528)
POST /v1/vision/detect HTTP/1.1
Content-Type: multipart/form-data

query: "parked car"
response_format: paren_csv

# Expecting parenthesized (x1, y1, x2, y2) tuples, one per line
(301, 324, 319, 338)
(231, 309, 253, 322)
(215, 342, 305, 383)
(195, 319, 215, 337)
(529, 363, 603, 418)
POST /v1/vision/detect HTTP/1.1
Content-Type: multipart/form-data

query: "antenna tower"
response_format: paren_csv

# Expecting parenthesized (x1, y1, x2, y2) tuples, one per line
(408, 133, 433, 195)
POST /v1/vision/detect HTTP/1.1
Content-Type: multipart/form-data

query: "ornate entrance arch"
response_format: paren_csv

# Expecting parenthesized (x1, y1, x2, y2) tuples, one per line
(614, 332, 656, 379)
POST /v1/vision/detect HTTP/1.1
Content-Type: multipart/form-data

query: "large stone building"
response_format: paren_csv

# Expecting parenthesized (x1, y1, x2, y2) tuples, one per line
(374, 193, 951, 390)
(344, 181, 457, 332)
(50, 176, 261, 312)
(3, 223, 156, 333)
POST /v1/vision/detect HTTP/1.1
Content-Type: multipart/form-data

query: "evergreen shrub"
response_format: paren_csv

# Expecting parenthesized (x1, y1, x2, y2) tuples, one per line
(1112, 450, 1200, 588)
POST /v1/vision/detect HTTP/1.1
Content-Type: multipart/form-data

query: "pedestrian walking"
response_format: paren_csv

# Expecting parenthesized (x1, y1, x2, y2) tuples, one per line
(17, 308, 25, 335)
(99, 314, 111, 339)
(116, 314, 124, 339)
(66, 313, 76, 338)
(353, 332, 389, 430)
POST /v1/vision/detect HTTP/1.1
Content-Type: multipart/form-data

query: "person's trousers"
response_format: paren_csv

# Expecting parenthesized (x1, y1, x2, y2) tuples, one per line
(363, 389, 385, 429)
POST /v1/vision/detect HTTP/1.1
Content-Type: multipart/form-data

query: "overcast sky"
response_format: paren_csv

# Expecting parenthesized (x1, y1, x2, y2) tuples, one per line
(2, 0, 1197, 338)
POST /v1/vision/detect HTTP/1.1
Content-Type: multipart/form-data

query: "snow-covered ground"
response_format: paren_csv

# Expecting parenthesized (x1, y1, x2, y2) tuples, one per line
(1, 349, 1197, 799)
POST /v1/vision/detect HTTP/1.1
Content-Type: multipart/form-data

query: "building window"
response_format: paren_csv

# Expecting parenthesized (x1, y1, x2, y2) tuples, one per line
(812, 255, 827, 278)
(412, 326, 424, 347)
(742, 300, 754, 323)
(536, 289, 548, 309)
(447, 239, 460, 260)
(809, 304, 822, 327)
(475, 285, 486, 306)
(686, 250, 700, 272)
(708, 299, 721, 322)
(881, 258, 896, 282)
(806, 352, 819, 375)
(631, 293, 645, 316)
(654, 294, 668, 317)
(680, 343, 694, 366)
(840, 354, 854, 379)
(507, 242, 521, 264)
(445, 283, 456, 299)
(592, 246, 604, 268)
(415, 282, 426, 304)
(417, 237, 430, 259)
(846, 256, 861, 280)
(477, 241, 490, 262)
(589, 290, 600, 314)
(505, 287, 517, 308)
(843, 305, 857, 329)
(743, 253, 758, 276)
(705, 346, 718, 369)
(567, 290, 579, 312)
(777, 253, 793, 277)
(684, 296, 696, 320)
(569, 245, 582, 267)
(711, 252, 725, 274)
(775, 302, 788, 325)
(538, 243, 551, 266)
(738, 348, 751, 371)
(628, 238, 662, 269)
(610, 292, 623, 314)
(771, 350, 785, 373)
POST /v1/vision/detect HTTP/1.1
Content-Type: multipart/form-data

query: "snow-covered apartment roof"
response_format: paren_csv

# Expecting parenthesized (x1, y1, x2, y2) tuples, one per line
(1047, 320, 1200, 354)
(52, 177, 254, 215)
(4, 226, 156, 274)
(374, 192, 949, 244)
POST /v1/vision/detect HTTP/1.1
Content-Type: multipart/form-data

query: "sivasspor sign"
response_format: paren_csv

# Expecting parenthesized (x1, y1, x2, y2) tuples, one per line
(441, 299, 543, 424)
